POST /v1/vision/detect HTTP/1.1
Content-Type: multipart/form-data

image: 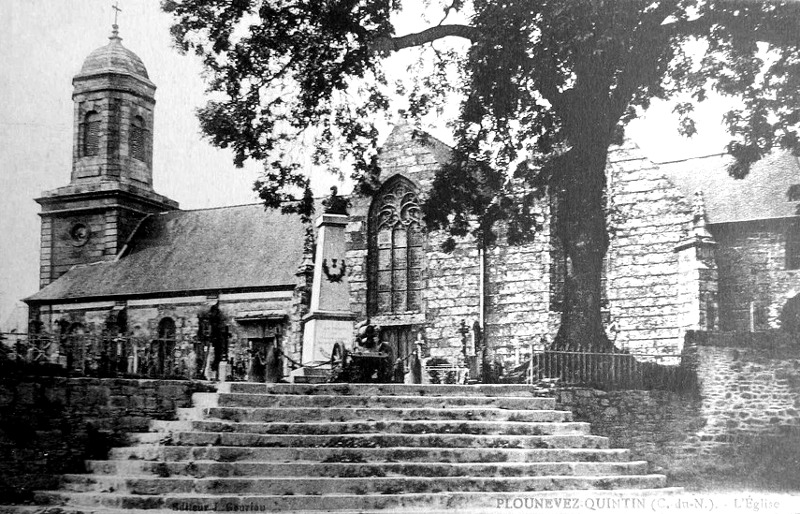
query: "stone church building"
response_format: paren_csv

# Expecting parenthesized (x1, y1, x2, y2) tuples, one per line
(23, 28, 800, 380)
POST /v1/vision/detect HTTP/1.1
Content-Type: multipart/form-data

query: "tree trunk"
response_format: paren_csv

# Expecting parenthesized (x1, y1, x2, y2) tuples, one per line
(552, 142, 615, 352)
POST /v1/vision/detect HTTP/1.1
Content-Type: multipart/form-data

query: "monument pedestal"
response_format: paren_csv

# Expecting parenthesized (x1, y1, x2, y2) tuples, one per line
(301, 311, 356, 363)
(297, 213, 355, 372)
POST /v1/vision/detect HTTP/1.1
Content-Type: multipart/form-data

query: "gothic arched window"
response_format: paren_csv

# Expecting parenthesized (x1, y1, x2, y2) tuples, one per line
(82, 111, 101, 157)
(368, 177, 424, 315)
(129, 115, 146, 162)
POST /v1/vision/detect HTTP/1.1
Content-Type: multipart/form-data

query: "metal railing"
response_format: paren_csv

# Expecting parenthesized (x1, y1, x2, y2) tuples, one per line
(528, 349, 695, 391)
(0, 332, 215, 380)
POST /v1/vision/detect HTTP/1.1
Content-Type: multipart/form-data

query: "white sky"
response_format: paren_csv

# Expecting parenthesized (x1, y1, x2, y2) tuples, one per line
(0, 0, 732, 329)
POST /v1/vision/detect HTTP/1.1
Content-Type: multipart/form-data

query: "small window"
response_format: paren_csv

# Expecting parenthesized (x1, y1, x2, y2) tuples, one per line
(157, 317, 176, 342)
(82, 111, 100, 157)
(129, 116, 146, 162)
(786, 222, 800, 270)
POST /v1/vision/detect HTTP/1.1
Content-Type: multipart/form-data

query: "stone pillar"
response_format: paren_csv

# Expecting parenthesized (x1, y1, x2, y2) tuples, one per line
(674, 192, 719, 336)
(300, 214, 356, 364)
(289, 227, 314, 372)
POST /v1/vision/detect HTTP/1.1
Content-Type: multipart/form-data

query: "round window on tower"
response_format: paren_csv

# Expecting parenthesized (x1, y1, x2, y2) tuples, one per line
(69, 222, 90, 247)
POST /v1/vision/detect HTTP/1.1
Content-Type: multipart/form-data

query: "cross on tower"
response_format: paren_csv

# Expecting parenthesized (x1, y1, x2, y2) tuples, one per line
(112, 1, 122, 26)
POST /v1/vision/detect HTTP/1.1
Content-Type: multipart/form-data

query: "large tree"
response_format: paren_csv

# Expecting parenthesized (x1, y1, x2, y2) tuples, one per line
(163, 0, 800, 351)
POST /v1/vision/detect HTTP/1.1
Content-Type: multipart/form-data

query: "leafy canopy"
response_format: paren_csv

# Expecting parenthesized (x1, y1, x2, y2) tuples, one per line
(163, 0, 800, 237)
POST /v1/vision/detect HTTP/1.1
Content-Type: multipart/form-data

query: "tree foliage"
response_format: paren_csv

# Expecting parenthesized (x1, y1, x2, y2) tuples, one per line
(163, 0, 800, 350)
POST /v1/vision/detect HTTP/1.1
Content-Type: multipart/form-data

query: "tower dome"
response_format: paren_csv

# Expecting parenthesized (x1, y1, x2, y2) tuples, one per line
(70, 23, 158, 188)
(76, 26, 149, 80)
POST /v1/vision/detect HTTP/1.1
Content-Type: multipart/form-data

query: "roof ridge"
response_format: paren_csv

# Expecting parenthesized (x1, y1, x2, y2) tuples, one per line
(163, 195, 343, 215)
(165, 202, 263, 213)
(655, 152, 728, 165)
(70, 260, 110, 269)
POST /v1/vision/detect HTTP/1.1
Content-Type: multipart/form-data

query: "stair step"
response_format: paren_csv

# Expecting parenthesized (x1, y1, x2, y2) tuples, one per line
(182, 406, 573, 423)
(11, 384, 676, 512)
(109, 445, 632, 463)
(219, 383, 551, 397)
(85, 459, 649, 478)
(161, 419, 592, 436)
(56, 473, 668, 496)
(216, 393, 556, 410)
(132, 431, 610, 449)
(33, 489, 685, 512)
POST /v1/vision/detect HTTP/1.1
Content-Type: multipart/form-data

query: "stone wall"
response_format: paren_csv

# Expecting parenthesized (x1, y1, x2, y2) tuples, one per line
(347, 125, 550, 362)
(554, 387, 704, 474)
(47, 212, 110, 281)
(484, 223, 551, 359)
(690, 332, 800, 446)
(347, 124, 483, 361)
(0, 377, 211, 502)
(34, 290, 297, 380)
(605, 144, 694, 354)
(712, 219, 800, 332)
(555, 333, 800, 484)
(346, 130, 696, 362)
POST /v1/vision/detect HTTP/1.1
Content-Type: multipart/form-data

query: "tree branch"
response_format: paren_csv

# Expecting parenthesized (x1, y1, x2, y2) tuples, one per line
(665, 9, 800, 47)
(369, 24, 481, 54)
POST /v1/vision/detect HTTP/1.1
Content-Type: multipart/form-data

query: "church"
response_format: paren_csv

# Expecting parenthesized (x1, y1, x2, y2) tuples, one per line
(23, 25, 800, 382)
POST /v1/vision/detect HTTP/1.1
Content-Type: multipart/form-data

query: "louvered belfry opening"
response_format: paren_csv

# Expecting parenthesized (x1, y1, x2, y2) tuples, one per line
(82, 111, 101, 157)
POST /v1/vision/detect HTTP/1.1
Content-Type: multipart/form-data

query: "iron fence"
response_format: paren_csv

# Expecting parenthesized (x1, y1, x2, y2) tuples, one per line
(0, 332, 214, 380)
(527, 349, 695, 392)
(2, 332, 696, 390)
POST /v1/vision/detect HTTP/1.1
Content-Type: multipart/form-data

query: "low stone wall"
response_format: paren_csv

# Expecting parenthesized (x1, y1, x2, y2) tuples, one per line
(554, 387, 704, 477)
(0, 376, 212, 502)
(555, 333, 800, 488)
(690, 331, 800, 448)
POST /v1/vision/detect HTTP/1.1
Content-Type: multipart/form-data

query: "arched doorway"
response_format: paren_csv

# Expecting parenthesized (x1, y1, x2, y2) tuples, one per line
(151, 317, 176, 377)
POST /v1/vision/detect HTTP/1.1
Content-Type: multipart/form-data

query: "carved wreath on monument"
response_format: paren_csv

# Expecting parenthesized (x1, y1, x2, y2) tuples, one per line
(322, 258, 347, 283)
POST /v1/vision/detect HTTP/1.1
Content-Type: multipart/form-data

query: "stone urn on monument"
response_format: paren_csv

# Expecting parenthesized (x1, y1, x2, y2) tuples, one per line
(294, 187, 356, 382)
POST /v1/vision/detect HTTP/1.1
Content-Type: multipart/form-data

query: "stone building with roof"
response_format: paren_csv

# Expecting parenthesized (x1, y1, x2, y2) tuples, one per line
(23, 26, 800, 382)
(24, 26, 313, 381)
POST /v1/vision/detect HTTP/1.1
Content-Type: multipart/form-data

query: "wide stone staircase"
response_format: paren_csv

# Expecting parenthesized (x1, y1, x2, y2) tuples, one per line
(30, 383, 679, 512)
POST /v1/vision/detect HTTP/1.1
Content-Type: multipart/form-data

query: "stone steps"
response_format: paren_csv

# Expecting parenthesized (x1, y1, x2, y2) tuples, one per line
(33, 489, 685, 513)
(152, 419, 592, 436)
(108, 445, 634, 463)
(55, 474, 668, 496)
(217, 383, 550, 397)
(178, 406, 574, 423)
(85, 459, 650, 478)
(130, 431, 612, 449)
(212, 393, 556, 409)
(24, 382, 677, 512)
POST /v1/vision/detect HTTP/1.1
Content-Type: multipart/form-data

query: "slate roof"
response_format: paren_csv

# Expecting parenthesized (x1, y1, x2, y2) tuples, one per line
(27, 204, 308, 303)
(659, 151, 800, 225)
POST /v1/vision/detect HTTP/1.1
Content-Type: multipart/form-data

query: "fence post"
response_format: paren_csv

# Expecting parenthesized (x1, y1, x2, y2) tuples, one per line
(529, 343, 534, 385)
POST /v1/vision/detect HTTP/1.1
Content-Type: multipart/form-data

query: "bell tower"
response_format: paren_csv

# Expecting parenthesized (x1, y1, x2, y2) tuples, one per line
(36, 24, 178, 288)
(71, 23, 157, 187)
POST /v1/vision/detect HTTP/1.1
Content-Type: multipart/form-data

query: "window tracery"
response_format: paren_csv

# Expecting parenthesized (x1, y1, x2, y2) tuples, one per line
(369, 177, 424, 314)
